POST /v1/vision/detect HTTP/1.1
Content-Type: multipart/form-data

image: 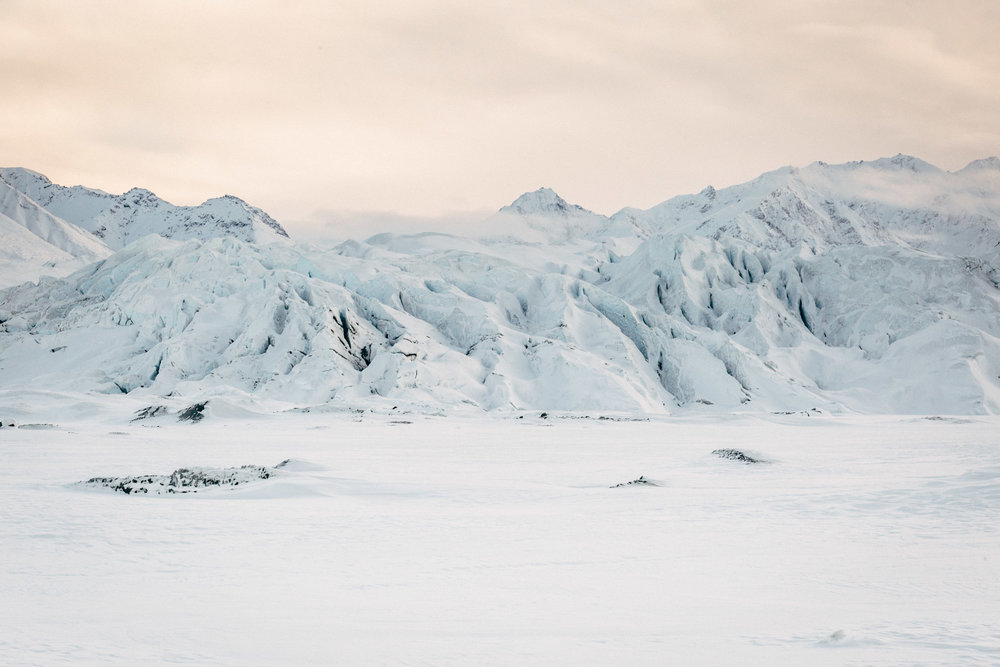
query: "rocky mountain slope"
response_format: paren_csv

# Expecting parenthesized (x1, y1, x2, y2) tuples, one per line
(0, 167, 289, 251)
(0, 174, 111, 288)
(1, 156, 998, 415)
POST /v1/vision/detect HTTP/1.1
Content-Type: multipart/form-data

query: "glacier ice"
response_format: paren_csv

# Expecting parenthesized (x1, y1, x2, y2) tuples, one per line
(1, 156, 999, 415)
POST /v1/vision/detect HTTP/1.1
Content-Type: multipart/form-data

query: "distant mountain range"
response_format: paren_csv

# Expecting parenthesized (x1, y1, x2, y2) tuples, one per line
(1, 156, 998, 415)
(0, 167, 289, 288)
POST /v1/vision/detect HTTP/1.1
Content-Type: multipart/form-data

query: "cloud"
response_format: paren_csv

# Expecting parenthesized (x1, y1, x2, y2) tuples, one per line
(292, 207, 496, 241)
(1, 0, 999, 231)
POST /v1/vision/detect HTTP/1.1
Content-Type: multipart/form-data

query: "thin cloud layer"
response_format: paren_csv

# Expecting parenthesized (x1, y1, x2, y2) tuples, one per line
(2, 0, 998, 236)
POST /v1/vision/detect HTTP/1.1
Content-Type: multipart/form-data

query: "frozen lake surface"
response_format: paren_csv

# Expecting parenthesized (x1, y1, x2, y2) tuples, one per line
(1, 413, 998, 665)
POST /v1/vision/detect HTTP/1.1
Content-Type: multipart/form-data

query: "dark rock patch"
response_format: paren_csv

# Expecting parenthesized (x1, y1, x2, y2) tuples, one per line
(78, 464, 276, 495)
(712, 448, 765, 464)
(131, 405, 168, 421)
(922, 416, 975, 424)
(611, 476, 662, 488)
(177, 402, 208, 423)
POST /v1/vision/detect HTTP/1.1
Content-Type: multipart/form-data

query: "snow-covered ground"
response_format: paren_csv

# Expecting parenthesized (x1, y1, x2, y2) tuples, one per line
(1, 411, 997, 665)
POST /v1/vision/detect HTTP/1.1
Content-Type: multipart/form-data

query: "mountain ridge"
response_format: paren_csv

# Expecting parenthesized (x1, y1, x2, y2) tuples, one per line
(0, 173, 112, 288)
(2, 155, 999, 415)
(0, 167, 290, 251)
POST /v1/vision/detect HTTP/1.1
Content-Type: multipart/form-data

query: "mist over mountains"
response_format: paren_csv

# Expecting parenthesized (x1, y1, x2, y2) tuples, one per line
(2, 155, 998, 415)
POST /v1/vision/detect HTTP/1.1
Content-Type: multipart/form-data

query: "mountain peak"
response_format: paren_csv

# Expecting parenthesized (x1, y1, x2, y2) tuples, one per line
(1, 169, 291, 248)
(0, 168, 56, 200)
(0, 167, 52, 185)
(201, 195, 290, 238)
(123, 187, 162, 204)
(815, 154, 942, 175)
(500, 187, 593, 217)
(865, 154, 940, 173)
(957, 157, 1000, 173)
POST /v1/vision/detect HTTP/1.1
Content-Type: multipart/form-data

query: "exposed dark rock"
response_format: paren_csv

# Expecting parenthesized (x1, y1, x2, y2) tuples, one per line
(79, 464, 275, 495)
(712, 448, 764, 463)
(611, 476, 662, 488)
(771, 408, 823, 416)
(131, 405, 168, 421)
(922, 416, 975, 424)
(177, 402, 208, 423)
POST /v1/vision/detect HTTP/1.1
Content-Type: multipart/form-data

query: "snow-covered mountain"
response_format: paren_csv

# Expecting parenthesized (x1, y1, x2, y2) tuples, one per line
(611, 154, 1000, 260)
(501, 187, 594, 217)
(0, 173, 112, 288)
(0, 167, 290, 250)
(1, 155, 998, 415)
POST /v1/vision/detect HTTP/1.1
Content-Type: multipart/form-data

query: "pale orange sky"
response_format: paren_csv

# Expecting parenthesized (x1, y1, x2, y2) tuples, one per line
(2, 0, 999, 236)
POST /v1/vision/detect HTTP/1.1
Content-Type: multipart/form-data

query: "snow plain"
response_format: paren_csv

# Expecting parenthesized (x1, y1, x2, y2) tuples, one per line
(2, 409, 998, 665)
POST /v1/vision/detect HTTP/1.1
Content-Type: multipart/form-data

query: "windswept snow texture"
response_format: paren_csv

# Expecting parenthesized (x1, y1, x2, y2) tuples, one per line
(1, 415, 998, 664)
(1, 155, 1000, 414)
(0, 167, 289, 250)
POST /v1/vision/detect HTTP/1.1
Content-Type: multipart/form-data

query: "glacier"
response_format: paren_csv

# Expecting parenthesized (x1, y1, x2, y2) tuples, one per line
(1, 155, 999, 415)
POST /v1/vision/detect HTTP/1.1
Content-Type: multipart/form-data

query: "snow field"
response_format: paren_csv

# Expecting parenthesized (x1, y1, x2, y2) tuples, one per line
(1, 413, 997, 664)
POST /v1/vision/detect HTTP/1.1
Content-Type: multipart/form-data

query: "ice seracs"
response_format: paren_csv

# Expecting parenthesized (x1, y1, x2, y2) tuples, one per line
(1, 156, 999, 415)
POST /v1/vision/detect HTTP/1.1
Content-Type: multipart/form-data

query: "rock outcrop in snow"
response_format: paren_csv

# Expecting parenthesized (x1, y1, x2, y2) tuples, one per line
(79, 464, 276, 495)
(2, 156, 999, 415)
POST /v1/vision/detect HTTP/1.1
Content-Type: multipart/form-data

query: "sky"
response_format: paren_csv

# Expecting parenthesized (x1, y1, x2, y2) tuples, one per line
(2, 0, 999, 237)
